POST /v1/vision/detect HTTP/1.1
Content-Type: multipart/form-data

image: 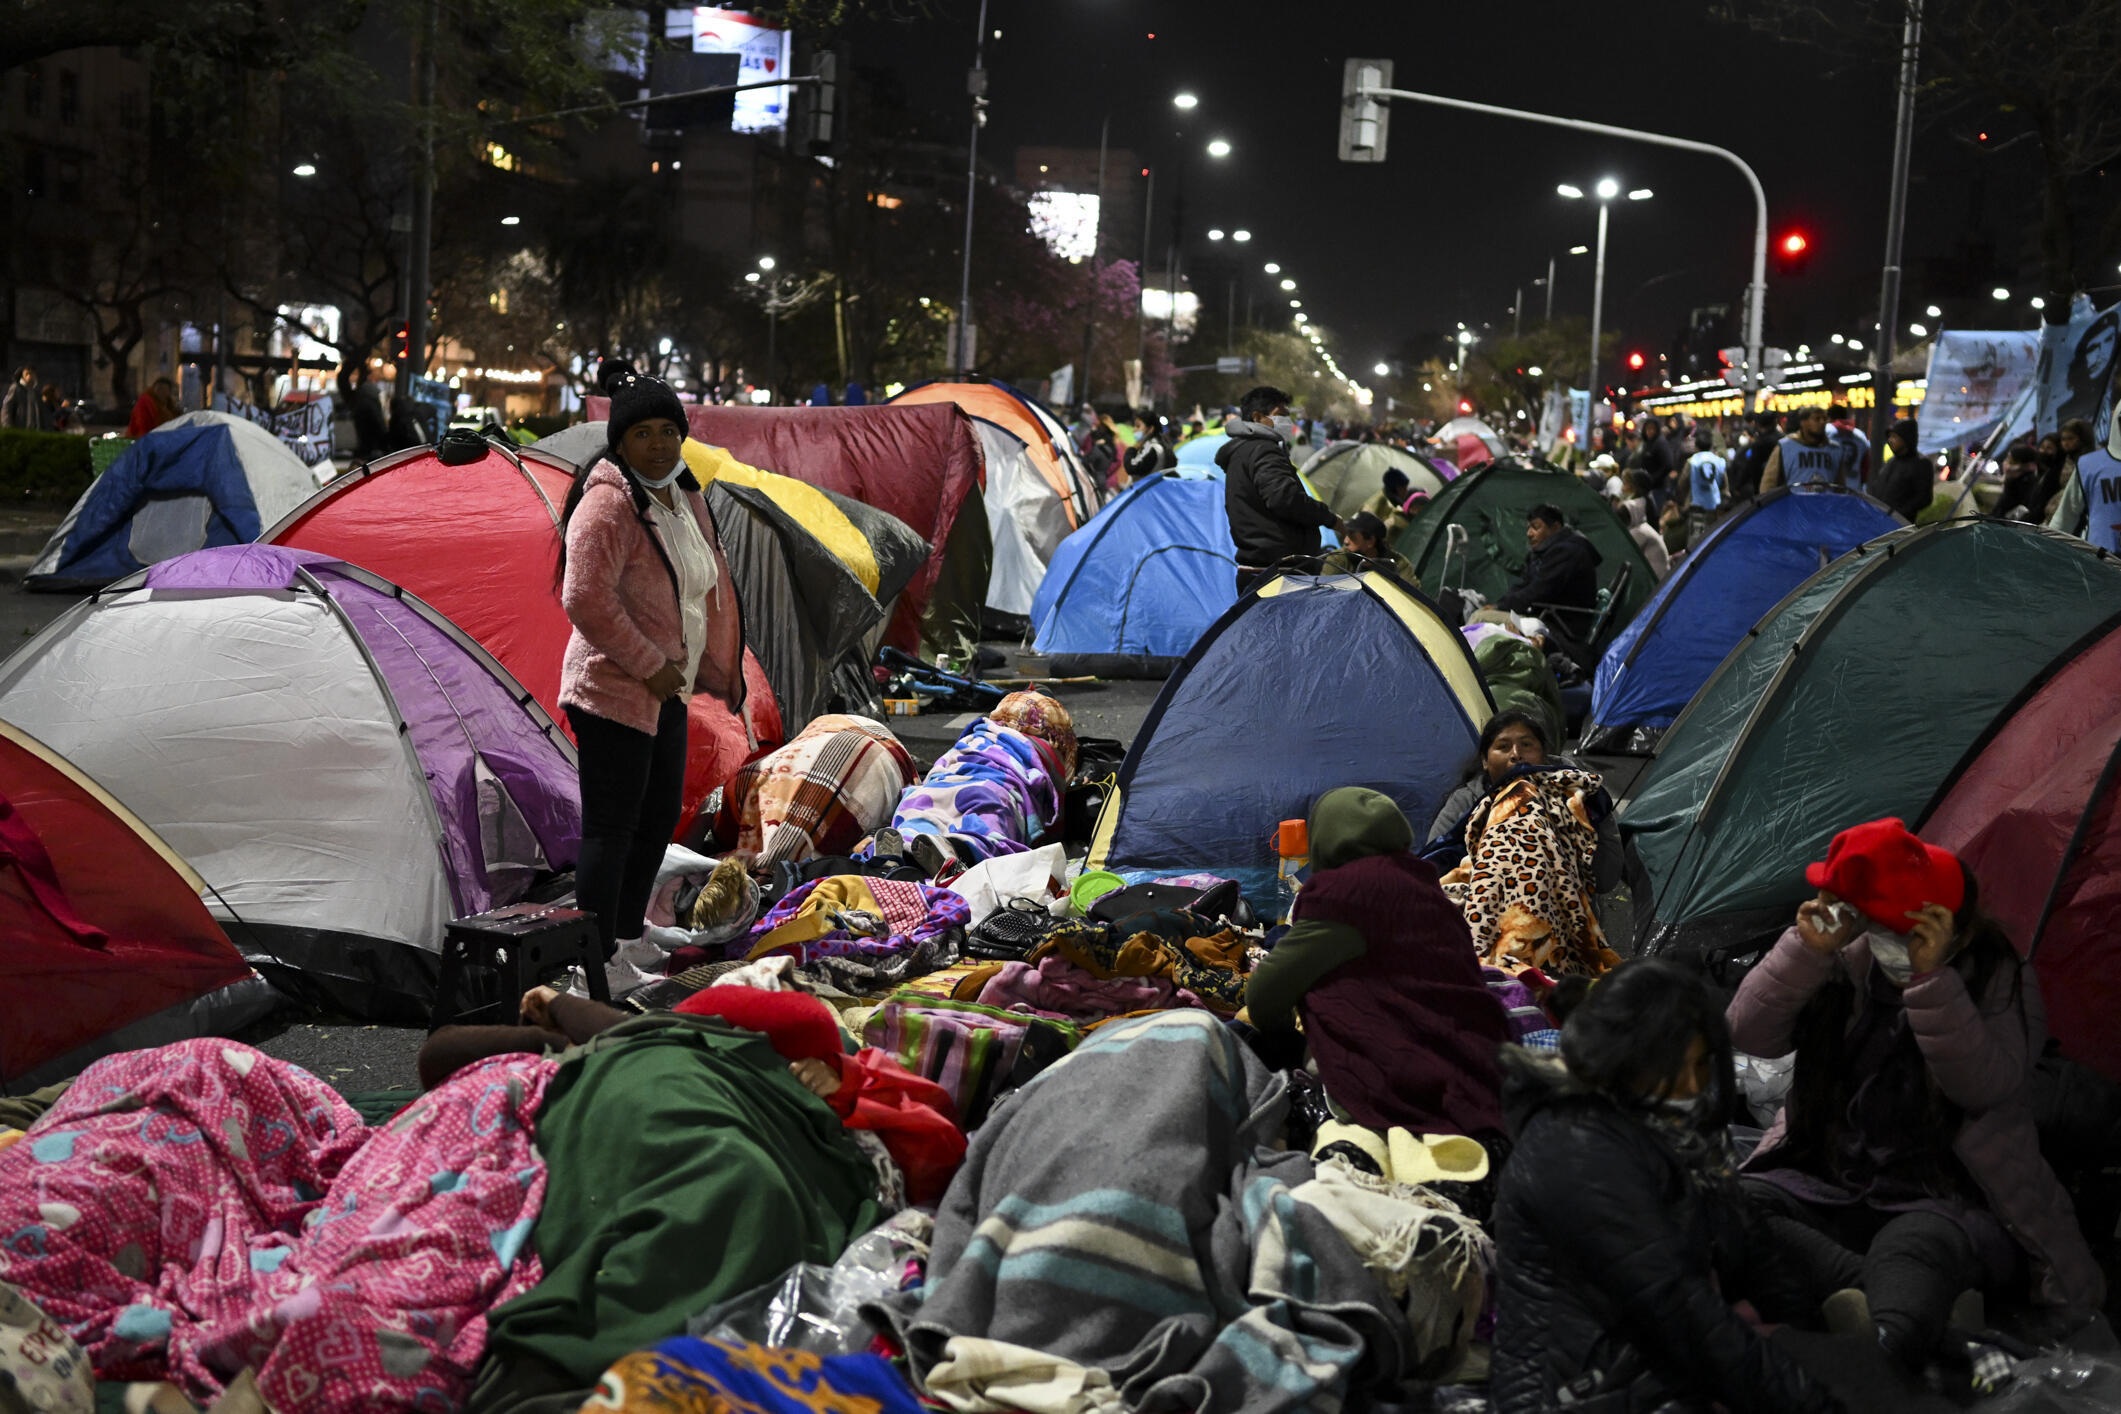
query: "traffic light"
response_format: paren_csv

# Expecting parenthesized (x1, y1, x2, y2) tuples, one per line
(1457, 398, 1472, 415)
(1775, 229, 1813, 274)
(1338, 59, 1393, 163)
(1626, 351, 1646, 372)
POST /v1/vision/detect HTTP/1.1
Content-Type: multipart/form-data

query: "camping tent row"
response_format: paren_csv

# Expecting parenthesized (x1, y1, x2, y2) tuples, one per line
(1620, 518, 2121, 1080)
(1585, 487, 1905, 751)
(27, 411, 323, 591)
(1088, 568, 1493, 902)
(0, 545, 583, 1024)
(1396, 457, 1655, 654)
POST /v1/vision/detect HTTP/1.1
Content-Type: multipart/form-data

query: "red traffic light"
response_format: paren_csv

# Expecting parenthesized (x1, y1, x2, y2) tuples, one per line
(1626, 351, 1646, 371)
(1457, 399, 1472, 415)
(1780, 231, 1809, 257)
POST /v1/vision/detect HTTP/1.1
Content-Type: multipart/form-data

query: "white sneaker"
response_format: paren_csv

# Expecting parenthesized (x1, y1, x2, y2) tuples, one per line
(565, 951, 655, 1000)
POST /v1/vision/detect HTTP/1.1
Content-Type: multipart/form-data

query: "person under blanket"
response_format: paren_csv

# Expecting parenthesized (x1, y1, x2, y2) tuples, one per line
(868, 690, 1074, 876)
(419, 984, 966, 1206)
(1245, 787, 1512, 1150)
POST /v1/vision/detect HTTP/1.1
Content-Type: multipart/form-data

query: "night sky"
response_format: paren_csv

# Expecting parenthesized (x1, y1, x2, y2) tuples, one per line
(846, 0, 2046, 377)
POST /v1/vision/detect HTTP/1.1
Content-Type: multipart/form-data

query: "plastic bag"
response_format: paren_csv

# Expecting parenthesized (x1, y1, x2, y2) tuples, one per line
(688, 1211, 932, 1356)
(1733, 1050, 1794, 1127)
(1986, 1351, 2121, 1411)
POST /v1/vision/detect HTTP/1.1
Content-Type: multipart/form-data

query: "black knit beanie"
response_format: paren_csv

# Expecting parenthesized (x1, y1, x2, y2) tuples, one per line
(599, 360, 687, 450)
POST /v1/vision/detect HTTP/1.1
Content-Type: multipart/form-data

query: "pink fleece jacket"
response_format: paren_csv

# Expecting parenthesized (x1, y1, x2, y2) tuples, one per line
(560, 459, 745, 736)
(1729, 927, 2105, 1315)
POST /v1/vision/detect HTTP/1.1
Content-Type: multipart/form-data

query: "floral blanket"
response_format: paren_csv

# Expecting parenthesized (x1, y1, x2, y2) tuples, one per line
(0, 1041, 554, 1412)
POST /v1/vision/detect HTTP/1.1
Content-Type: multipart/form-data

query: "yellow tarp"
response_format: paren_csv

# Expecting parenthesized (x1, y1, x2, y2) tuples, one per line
(682, 440, 880, 595)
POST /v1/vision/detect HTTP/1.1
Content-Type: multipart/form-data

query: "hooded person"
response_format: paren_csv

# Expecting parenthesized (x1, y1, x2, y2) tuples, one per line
(1360, 467, 1415, 538)
(1728, 818, 2105, 1369)
(556, 363, 747, 987)
(1495, 503, 1602, 617)
(1492, 959, 1840, 1414)
(1219, 383, 1340, 594)
(1245, 787, 1513, 1145)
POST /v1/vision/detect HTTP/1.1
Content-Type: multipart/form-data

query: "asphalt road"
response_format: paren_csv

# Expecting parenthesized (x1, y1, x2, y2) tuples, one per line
(0, 554, 1169, 1096)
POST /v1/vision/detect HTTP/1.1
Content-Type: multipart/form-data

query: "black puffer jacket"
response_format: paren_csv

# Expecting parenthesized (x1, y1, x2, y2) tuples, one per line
(1495, 525, 1601, 614)
(1219, 419, 1337, 569)
(1491, 1051, 1838, 1414)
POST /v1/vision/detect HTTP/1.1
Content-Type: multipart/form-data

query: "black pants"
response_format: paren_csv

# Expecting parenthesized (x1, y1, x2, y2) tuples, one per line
(1743, 1179, 1982, 1357)
(568, 698, 688, 954)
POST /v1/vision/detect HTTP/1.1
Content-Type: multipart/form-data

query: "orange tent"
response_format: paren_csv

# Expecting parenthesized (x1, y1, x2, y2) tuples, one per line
(890, 380, 1098, 531)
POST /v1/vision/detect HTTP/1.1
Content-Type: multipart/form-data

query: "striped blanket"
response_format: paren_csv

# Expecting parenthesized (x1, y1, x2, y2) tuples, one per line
(870, 1010, 1409, 1413)
(718, 715, 916, 866)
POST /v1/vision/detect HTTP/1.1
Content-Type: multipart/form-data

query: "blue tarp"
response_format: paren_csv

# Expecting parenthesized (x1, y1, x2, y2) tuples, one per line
(30, 424, 265, 589)
(1102, 574, 1490, 883)
(1588, 488, 1903, 743)
(1029, 473, 1237, 659)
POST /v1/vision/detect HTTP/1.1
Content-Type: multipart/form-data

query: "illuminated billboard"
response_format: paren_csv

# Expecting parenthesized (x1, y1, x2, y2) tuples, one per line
(1028, 191, 1100, 262)
(683, 7, 792, 133)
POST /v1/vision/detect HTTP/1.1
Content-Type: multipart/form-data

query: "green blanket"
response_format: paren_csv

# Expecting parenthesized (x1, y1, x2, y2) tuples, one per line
(475, 1015, 880, 1406)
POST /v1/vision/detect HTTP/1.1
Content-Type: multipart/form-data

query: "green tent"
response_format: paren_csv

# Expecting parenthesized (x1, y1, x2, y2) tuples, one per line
(1395, 458, 1653, 650)
(1300, 440, 1448, 518)
(1623, 520, 2121, 955)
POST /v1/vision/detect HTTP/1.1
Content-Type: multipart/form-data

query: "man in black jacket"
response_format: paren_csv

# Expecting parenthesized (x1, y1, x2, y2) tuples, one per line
(1496, 504, 1602, 618)
(1219, 384, 1339, 594)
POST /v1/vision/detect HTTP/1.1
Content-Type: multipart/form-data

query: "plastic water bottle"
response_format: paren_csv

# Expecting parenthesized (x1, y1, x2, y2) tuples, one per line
(1275, 819, 1309, 924)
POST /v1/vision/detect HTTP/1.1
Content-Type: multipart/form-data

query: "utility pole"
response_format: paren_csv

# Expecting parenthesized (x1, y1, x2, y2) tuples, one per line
(953, 0, 991, 379)
(1513, 285, 1523, 339)
(1135, 166, 1154, 383)
(401, 0, 438, 402)
(1589, 201, 1610, 442)
(1077, 114, 1109, 410)
(1545, 254, 1556, 322)
(1869, 0, 1922, 449)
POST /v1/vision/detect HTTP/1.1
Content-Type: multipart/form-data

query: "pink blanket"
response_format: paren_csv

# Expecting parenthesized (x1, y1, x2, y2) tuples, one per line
(0, 1040, 555, 1411)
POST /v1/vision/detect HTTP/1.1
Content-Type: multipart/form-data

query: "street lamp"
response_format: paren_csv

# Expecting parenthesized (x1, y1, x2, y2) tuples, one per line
(1559, 177, 1648, 432)
(1279, 278, 1296, 291)
(2031, 295, 2048, 311)
(500, 215, 520, 226)
(1232, 229, 1251, 242)
(291, 163, 317, 178)
(1173, 92, 1199, 110)
(1925, 304, 1942, 318)
(1207, 228, 1225, 241)
(1206, 139, 1232, 158)
(757, 257, 787, 403)
(1908, 322, 1928, 337)
(1263, 262, 1281, 274)
(1374, 362, 1391, 377)
(1992, 287, 2010, 300)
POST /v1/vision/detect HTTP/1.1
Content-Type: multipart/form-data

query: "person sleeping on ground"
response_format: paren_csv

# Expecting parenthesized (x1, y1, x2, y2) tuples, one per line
(865, 689, 1075, 878)
(1728, 818, 2105, 1373)
(1243, 787, 1513, 1171)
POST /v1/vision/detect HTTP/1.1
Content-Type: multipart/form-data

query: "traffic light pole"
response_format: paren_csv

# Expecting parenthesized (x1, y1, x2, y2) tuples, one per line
(1349, 78, 1770, 413)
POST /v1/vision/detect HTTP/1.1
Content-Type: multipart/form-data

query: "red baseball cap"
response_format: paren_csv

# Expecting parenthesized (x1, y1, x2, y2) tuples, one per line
(1805, 817, 1966, 930)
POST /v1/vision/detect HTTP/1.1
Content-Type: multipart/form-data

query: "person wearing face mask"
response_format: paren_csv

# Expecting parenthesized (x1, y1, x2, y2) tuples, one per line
(1493, 959, 1840, 1414)
(1728, 818, 2104, 1372)
(556, 362, 747, 986)
(1219, 383, 1340, 594)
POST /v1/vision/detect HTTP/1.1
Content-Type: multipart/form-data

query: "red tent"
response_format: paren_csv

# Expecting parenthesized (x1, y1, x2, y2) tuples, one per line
(264, 444, 781, 833)
(1, 718, 257, 1090)
(590, 399, 982, 650)
(1924, 620, 2121, 1081)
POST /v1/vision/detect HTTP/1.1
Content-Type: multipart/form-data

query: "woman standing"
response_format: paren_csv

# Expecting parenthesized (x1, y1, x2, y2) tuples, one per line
(557, 364, 746, 973)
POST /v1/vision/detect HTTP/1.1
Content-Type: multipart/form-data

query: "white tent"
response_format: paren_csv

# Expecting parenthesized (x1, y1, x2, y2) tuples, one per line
(27, 411, 323, 590)
(0, 544, 581, 1020)
(970, 417, 1071, 617)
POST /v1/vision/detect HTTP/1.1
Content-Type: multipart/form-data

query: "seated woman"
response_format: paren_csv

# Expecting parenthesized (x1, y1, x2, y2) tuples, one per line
(1427, 712, 1621, 977)
(1321, 510, 1419, 582)
(1493, 959, 1838, 1414)
(1245, 787, 1511, 1148)
(1729, 818, 2105, 1369)
(872, 690, 1075, 877)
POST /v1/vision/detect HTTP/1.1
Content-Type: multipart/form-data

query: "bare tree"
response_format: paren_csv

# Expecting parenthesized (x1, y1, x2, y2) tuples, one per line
(1719, 0, 2121, 301)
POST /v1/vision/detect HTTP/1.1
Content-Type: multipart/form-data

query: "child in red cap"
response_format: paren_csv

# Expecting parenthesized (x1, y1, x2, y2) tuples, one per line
(1727, 817, 2103, 1377)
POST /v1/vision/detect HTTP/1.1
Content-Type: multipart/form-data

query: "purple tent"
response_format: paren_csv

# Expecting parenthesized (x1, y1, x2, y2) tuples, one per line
(0, 543, 580, 1019)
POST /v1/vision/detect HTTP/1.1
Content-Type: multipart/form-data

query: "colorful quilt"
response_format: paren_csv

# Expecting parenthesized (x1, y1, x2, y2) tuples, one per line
(890, 720, 1062, 865)
(0, 1041, 554, 1412)
(582, 1335, 922, 1413)
(718, 716, 916, 867)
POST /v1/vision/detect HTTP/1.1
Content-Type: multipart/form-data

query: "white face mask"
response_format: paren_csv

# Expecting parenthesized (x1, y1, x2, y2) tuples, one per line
(1866, 929, 1918, 987)
(1269, 414, 1299, 442)
(632, 463, 684, 490)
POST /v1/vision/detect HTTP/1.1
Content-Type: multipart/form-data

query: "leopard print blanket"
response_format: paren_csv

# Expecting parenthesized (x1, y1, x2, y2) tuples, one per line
(1440, 766, 1621, 977)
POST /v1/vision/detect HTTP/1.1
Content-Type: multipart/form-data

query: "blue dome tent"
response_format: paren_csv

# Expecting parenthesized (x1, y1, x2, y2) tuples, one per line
(1028, 472, 1236, 676)
(1175, 431, 1229, 468)
(27, 412, 319, 592)
(1584, 487, 1903, 752)
(1087, 570, 1493, 897)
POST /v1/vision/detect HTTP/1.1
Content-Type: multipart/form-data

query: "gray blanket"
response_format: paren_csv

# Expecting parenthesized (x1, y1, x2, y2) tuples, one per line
(872, 1010, 1409, 1412)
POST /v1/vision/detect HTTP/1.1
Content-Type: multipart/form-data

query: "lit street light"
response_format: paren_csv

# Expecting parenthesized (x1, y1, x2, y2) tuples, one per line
(1909, 322, 1928, 337)
(500, 215, 520, 226)
(1279, 278, 1296, 291)
(292, 163, 317, 178)
(1207, 228, 1225, 241)
(1559, 176, 1647, 428)
(1173, 92, 1199, 110)
(1925, 304, 1942, 318)
(756, 257, 788, 402)
(1595, 176, 1620, 199)
(1232, 229, 1251, 242)
(1569, 245, 1589, 255)
(2030, 296, 2048, 311)
(759, 255, 777, 272)
(1992, 287, 2010, 300)
(1264, 262, 1281, 274)
(1206, 139, 1232, 158)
